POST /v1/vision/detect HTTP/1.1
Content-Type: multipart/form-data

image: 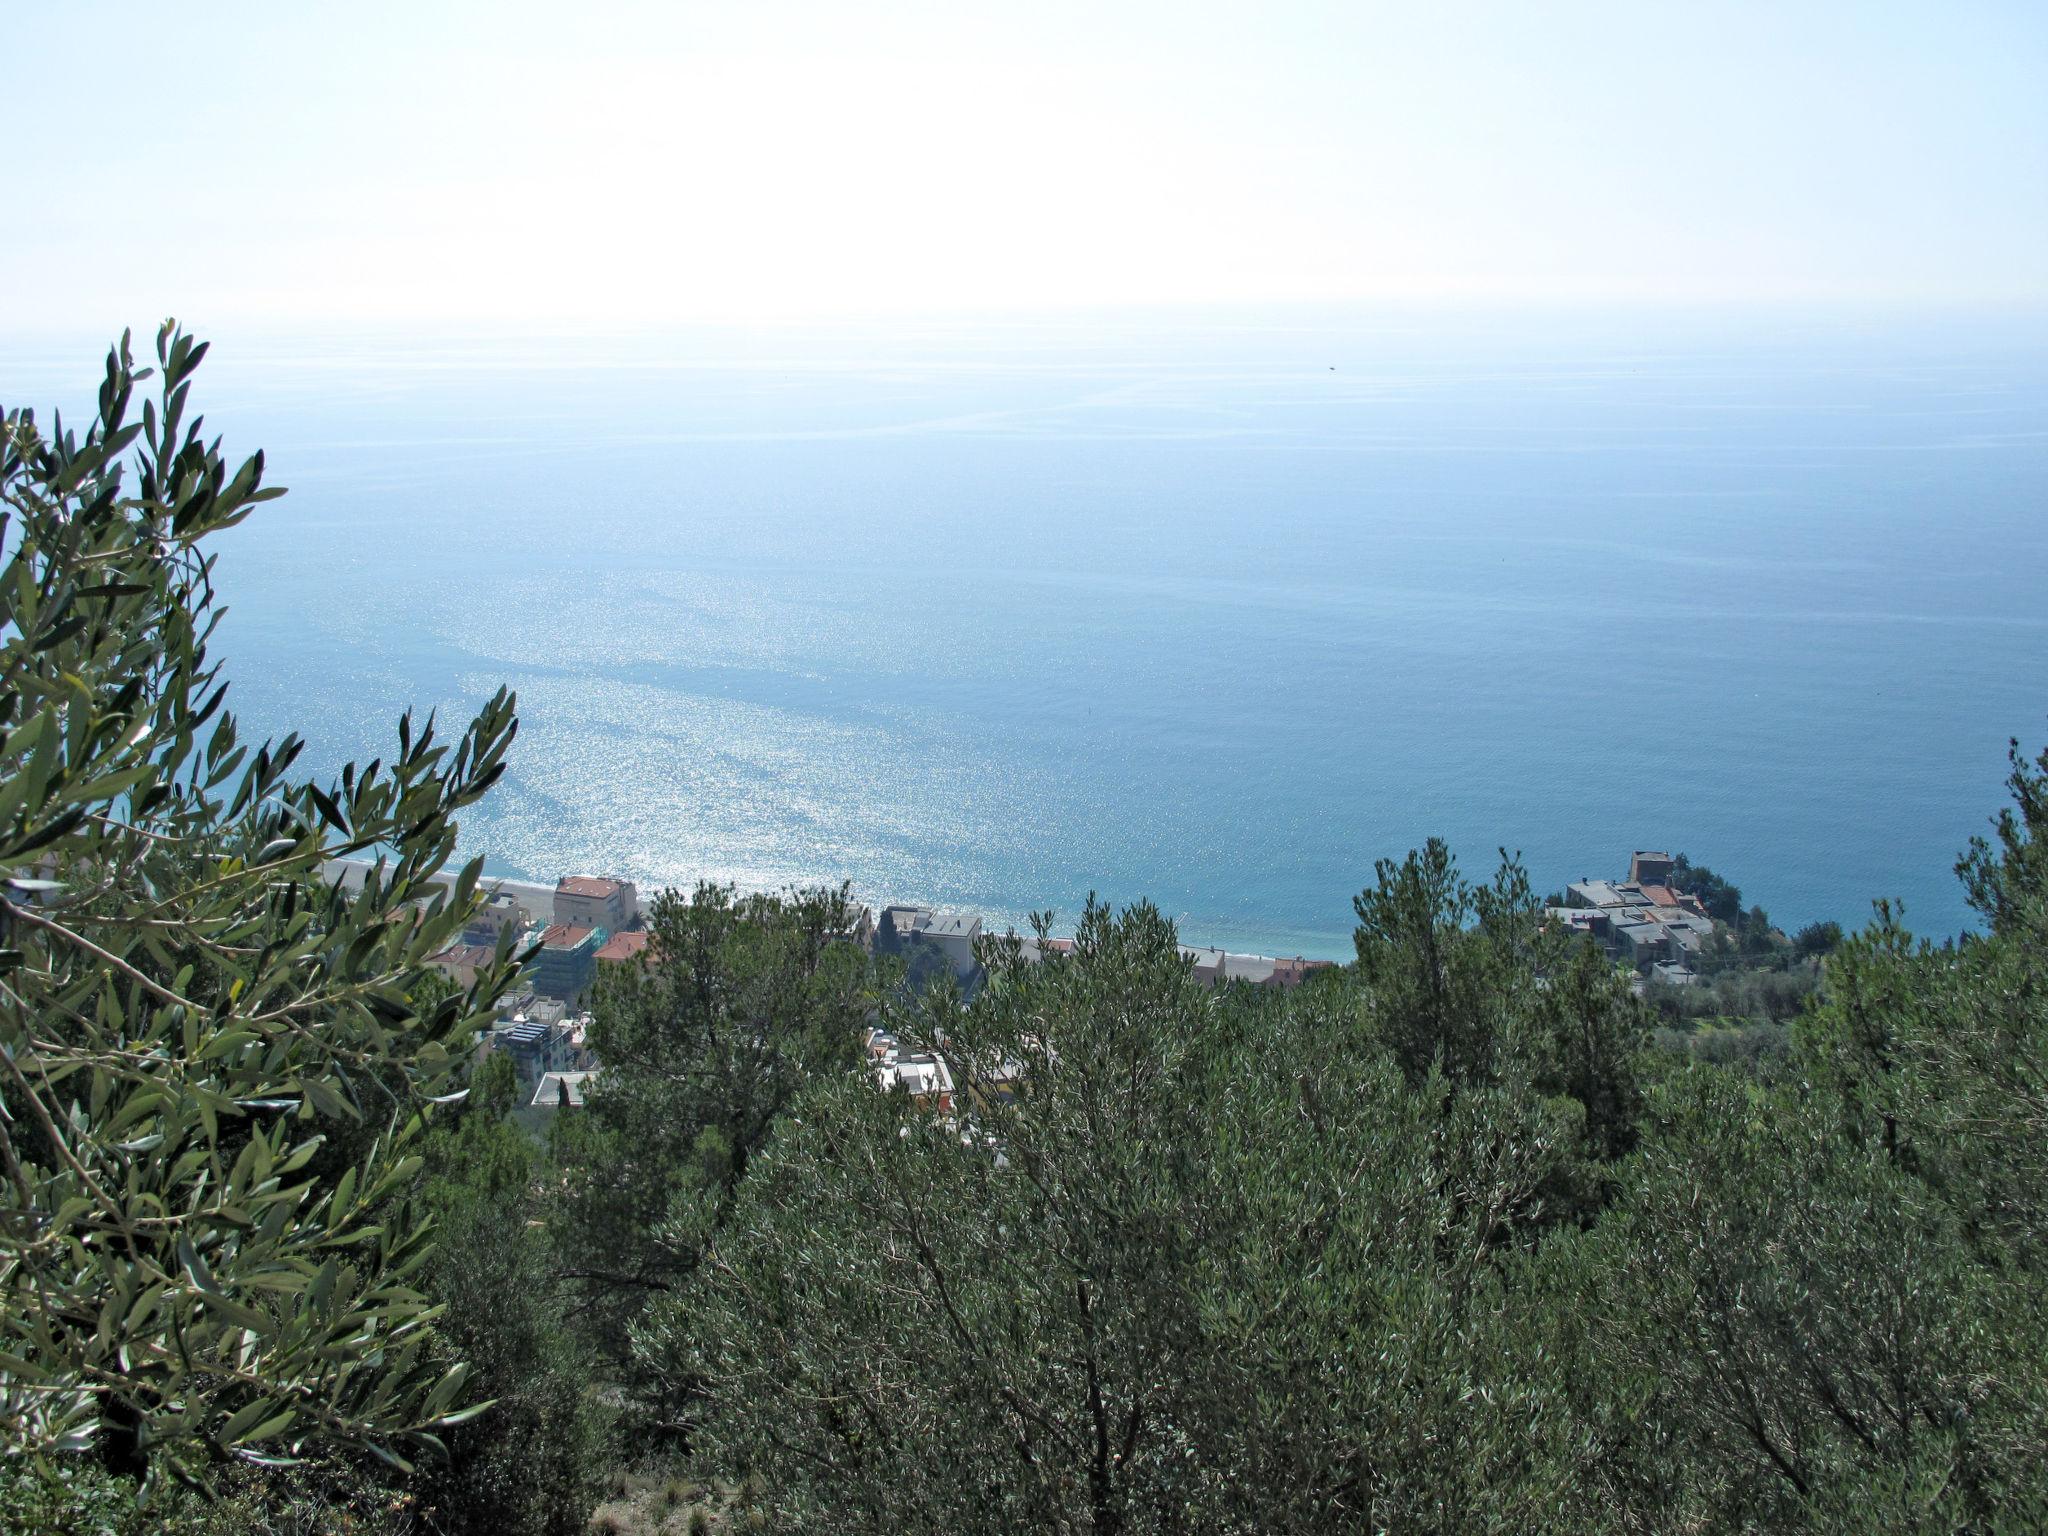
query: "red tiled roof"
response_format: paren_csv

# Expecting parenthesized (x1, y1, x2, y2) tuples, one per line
(595, 930, 651, 964)
(557, 876, 623, 899)
(540, 922, 597, 948)
(1639, 885, 1679, 907)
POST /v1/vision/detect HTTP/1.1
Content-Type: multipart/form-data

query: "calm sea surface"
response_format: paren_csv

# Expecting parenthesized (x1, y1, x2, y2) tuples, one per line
(6, 310, 2045, 954)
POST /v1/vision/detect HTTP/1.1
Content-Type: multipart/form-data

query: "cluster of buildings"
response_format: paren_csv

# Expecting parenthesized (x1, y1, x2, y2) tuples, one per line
(1550, 850, 1714, 986)
(408, 850, 1730, 1117)
(417, 870, 1342, 1114)
(862, 1022, 1036, 1124)
(1180, 947, 1334, 988)
(858, 920, 1332, 1115)
(863, 1024, 956, 1113)
(422, 874, 646, 1111)
(387, 834, 1756, 1136)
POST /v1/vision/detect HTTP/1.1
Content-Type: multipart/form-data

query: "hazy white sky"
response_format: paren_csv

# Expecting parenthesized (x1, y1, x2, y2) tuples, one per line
(6, 0, 2045, 330)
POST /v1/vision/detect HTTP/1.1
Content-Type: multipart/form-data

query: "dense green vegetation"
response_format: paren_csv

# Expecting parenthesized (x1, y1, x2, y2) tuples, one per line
(0, 329, 522, 1490)
(630, 784, 2048, 1532)
(8, 334, 2047, 1532)
(0, 332, 600, 1532)
(550, 881, 878, 1409)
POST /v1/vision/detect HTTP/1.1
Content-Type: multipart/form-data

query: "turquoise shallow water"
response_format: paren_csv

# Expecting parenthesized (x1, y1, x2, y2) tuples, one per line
(5, 310, 2045, 955)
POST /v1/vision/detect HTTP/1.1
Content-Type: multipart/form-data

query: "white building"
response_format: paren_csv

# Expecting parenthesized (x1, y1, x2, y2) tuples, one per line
(919, 911, 982, 977)
(864, 1026, 956, 1112)
(531, 1069, 597, 1109)
(882, 905, 982, 977)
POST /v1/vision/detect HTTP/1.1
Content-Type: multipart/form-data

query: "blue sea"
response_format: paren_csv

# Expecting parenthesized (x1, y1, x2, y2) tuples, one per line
(6, 309, 2045, 955)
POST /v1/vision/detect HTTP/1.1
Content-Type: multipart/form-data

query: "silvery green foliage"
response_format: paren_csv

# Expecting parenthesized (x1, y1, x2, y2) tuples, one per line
(651, 899, 1589, 1534)
(552, 879, 876, 1372)
(0, 327, 521, 1491)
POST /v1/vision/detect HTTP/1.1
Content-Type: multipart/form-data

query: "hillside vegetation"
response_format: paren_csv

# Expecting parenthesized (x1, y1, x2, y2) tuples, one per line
(5, 334, 2045, 1534)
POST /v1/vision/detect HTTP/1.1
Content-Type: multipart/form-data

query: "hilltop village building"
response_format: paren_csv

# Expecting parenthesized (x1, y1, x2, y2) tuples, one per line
(1628, 850, 1676, 887)
(1177, 946, 1338, 988)
(1013, 935, 1335, 990)
(835, 903, 877, 949)
(1555, 849, 1713, 984)
(426, 943, 497, 989)
(879, 904, 983, 978)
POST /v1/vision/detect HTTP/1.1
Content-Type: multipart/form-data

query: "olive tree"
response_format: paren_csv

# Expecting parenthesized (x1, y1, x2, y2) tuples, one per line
(0, 327, 520, 1490)
(651, 900, 1590, 1534)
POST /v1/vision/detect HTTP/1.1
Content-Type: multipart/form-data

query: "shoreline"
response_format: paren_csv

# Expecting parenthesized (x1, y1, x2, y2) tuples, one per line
(322, 858, 1355, 965)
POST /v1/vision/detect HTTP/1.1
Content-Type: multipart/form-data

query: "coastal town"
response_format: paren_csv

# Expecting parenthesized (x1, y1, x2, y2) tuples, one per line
(341, 847, 1717, 1116)
(358, 867, 1344, 1113)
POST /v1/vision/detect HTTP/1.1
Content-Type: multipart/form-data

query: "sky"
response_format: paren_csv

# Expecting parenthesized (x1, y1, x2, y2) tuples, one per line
(4, 0, 2046, 330)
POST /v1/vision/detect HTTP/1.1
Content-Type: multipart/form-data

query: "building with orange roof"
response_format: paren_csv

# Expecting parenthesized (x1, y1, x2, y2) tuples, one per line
(594, 928, 653, 968)
(533, 922, 604, 1001)
(553, 874, 639, 933)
